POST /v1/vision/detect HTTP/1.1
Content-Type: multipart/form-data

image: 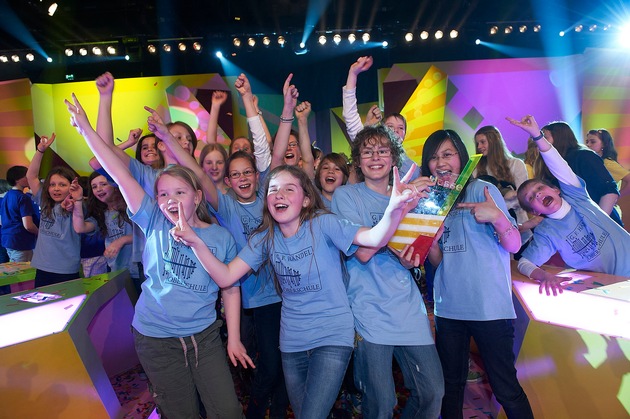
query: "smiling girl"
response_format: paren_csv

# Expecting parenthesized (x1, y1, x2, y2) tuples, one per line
(423, 129, 533, 419)
(26, 134, 83, 287)
(65, 172, 133, 275)
(166, 161, 421, 418)
(66, 94, 252, 418)
(314, 152, 350, 209)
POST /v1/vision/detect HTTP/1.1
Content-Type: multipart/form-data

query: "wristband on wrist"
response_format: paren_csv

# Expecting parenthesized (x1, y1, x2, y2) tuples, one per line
(279, 115, 295, 123)
(494, 224, 518, 243)
(36, 148, 45, 153)
(532, 131, 544, 141)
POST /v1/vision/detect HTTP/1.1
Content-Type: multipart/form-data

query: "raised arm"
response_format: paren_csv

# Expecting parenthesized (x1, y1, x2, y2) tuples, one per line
(507, 115, 580, 187)
(145, 106, 220, 211)
(343, 56, 374, 142)
(295, 101, 315, 179)
(205, 91, 228, 144)
(66, 94, 145, 214)
(89, 128, 142, 170)
(26, 133, 56, 197)
(235, 74, 272, 172)
(271, 74, 299, 170)
(253, 94, 274, 150)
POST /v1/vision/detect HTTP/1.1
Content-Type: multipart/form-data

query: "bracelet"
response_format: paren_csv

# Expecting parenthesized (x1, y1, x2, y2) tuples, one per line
(494, 224, 518, 243)
(532, 131, 544, 141)
(36, 148, 45, 153)
(257, 110, 263, 116)
(74, 197, 84, 202)
(279, 115, 295, 123)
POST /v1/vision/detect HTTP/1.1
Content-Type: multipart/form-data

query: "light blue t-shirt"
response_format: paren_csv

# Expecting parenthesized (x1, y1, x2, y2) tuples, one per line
(129, 158, 158, 198)
(104, 209, 133, 273)
(216, 189, 280, 309)
(130, 195, 237, 338)
(31, 190, 82, 274)
(522, 178, 630, 277)
(238, 213, 358, 353)
(434, 180, 516, 321)
(332, 182, 433, 346)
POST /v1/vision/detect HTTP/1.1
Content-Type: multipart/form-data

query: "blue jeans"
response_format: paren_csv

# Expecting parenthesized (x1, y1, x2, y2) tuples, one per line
(354, 337, 444, 419)
(435, 317, 534, 419)
(281, 345, 352, 419)
(246, 302, 289, 419)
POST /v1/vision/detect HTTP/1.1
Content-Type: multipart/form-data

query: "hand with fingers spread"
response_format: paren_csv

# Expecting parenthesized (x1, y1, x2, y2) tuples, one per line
(165, 201, 202, 247)
(227, 336, 256, 369)
(537, 270, 565, 296)
(457, 186, 504, 224)
(65, 94, 96, 137)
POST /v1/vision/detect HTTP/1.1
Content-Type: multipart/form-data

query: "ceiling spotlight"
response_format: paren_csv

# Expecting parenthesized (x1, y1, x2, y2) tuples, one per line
(589, 24, 597, 32)
(505, 26, 513, 34)
(603, 24, 611, 31)
(348, 33, 356, 44)
(450, 30, 458, 39)
(382, 41, 388, 48)
(163, 44, 171, 52)
(559, 31, 565, 37)
(490, 26, 498, 35)
(420, 31, 429, 40)
(47, 57, 53, 62)
(299, 42, 306, 49)
(0, 56, 8, 63)
(519, 25, 527, 33)
(178, 43, 186, 51)
(193, 42, 202, 51)
(65, 48, 73, 56)
(26, 53, 34, 61)
(93, 46, 102, 55)
(333, 34, 341, 44)
(262, 36, 271, 46)
(247, 37, 256, 47)
(11, 55, 19, 62)
(233, 38, 241, 47)
(107, 46, 116, 55)
(147, 44, 156, 54)
(124, 55, 130, 60)
(574, 25, 583, 33)
(475, 39, 481, 45)
(278, 36, 286, 46)
(216, 51, 223, 58)
(533, 24, 541, 32)
(435, 30, 444, 39)
(405, 32, 413, 42)
(362, 33, 370, 43)
(79, 48, 88, 56)
(318, 35, 327, 45)
(48, 3, 58, 16)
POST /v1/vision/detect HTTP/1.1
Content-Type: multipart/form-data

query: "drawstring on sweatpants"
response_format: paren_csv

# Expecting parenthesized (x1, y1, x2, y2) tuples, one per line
(178, 335, 200, 367)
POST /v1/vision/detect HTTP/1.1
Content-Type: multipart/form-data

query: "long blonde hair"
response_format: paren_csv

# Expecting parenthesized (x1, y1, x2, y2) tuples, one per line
(154, 165, 213, 224)
(475, 125, 516, 186)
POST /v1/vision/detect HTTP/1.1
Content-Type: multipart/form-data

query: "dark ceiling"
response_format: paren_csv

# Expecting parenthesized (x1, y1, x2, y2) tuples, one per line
(0, 0, 625, 108)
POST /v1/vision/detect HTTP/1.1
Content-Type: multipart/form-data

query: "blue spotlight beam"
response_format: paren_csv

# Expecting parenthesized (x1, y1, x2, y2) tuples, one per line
(0, 3, 49, 58)
(301, 0, 333, 45)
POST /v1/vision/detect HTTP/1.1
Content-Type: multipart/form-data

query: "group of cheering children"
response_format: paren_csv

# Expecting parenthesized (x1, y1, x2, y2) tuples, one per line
(3, 54, 630, 419)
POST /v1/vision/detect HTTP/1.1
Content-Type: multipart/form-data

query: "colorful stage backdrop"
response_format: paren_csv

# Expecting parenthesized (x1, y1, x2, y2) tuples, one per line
(1, 47, 629, 182)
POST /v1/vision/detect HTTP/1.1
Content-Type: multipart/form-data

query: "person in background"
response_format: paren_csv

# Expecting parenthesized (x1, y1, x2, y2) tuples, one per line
(585, 128, 630, 198)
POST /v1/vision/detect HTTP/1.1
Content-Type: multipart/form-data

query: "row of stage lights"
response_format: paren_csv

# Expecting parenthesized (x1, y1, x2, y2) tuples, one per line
(0, 53, 53, 63)
(64, 45, 120, 57)
(489, 24, 542, 35)
(146, 41, 203, 54)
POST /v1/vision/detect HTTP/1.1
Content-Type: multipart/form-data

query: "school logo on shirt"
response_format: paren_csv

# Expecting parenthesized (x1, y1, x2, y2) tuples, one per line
(273, 246, 321, 293)
(163, 240, 208, 293)
(241, 215, 262, 237)
(566, 220, 607, 261)
(40, 215, 59, 237)
(440, 223, 465, 253)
